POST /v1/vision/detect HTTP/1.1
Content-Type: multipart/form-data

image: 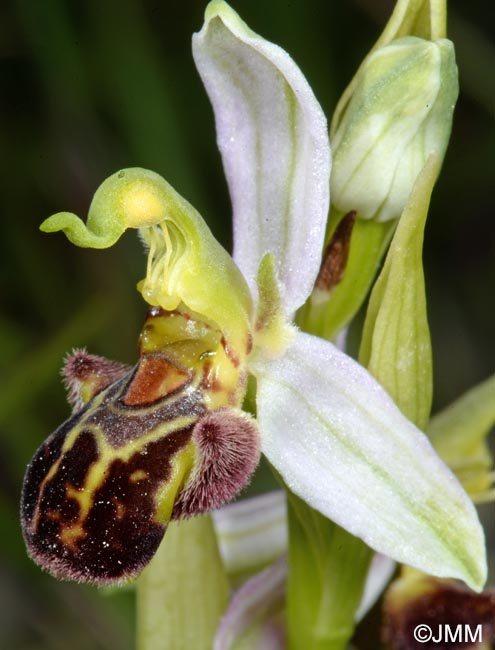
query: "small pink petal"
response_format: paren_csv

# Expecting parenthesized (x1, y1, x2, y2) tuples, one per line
(213, 491, 287, 578)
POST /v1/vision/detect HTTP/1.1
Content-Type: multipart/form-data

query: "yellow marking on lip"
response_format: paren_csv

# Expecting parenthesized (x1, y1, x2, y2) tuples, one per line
(154, 443, 197, 524)
(66, 484, 93, 518)
(41, 426, 88, 487)
(36, 388, 109, 495)
(93, 414, 198, 461)
(33, 399, 197, 526)
(59, 414, 199, 525)
(30, 369, 210, 533)
(28, 421, 96, 533)
(129, 469, 148, 483)
(59, 522, 87, 551)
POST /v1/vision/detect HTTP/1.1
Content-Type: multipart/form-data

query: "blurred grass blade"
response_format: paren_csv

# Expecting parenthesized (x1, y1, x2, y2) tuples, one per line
(0, 295, 115, 426)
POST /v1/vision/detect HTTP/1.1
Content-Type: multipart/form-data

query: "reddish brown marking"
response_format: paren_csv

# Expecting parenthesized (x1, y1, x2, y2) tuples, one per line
(143, 306, 189, 324)
(123, 355, 189, 406)
(112, 496, 125, 521)
(46, 510, 61, 521)
(221, 336, 240, 368)
(146, 306, 167, 320)
(201, 361, 224, 393)
(59, 523, 87, 552)
(315, 211, 356, 292)
(211, 378, 223, 392)
(246, 334, 253, 356)
(201, 361, 213, 389)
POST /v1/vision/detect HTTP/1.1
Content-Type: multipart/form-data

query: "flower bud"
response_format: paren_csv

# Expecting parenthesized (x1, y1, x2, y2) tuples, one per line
(331, 36, 458, 222)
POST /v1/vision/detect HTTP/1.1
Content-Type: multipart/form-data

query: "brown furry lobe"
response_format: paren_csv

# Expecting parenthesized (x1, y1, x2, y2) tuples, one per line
(172, 408, 261, 519)
(62, 349, 131, 411)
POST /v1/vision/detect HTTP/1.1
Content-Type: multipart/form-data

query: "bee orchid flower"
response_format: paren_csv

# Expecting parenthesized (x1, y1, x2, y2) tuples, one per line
(21, 0, 485, 593)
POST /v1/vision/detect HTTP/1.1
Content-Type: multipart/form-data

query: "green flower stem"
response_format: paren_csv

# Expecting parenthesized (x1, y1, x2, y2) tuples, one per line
(136, 515, 229, 650)
(298, 211, 395, 341)
(287, 493, 372, 650)
(290, 215, 391, 650)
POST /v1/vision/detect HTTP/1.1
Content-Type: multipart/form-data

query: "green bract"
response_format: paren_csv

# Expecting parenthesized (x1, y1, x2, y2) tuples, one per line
(360, 154, 438, 430)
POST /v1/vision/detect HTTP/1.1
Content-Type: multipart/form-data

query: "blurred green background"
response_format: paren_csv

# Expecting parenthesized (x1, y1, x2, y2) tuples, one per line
(1, 1, 493, 648)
